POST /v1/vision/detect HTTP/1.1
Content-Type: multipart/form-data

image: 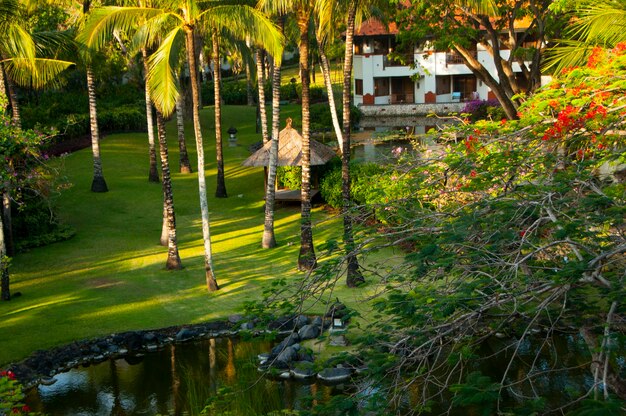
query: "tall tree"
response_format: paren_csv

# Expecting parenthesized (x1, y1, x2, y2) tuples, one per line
(262, 16, 284, 249)
(211, 29, 227, 198)
(155, 109, 182, 269)
(142, 46, 160, 183)
(79, 1, 282, 292)
(175, 91, 192, 173)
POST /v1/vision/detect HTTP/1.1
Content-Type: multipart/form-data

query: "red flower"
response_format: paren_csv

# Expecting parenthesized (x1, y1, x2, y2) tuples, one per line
(470, 170, 477, 178)
(22, 405, 31, 413)
(519, 230, 527, 237)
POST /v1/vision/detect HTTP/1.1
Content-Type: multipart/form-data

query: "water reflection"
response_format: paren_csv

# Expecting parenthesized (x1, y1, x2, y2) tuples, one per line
(26, 338, 338, 416)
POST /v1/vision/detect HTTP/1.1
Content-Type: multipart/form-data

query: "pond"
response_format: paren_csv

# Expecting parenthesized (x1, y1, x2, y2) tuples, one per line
(25, 337, 344, 416)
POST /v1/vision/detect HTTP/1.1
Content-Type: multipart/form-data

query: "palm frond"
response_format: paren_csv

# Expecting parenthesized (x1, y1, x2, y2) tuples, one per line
(129, 12, 179, 53)
(32, 30, 77, 59)
(3, 57, 73, 88)
(147, 26, 182, 116)
(2, 21, 36, 61)
(256, 0, 295, 16)
(570, 1, 626, 47)
(201, 5, 284, 63)
(456, 0, 498, 16)
(543, 39, 593, 74)
(77, 6, 164, 50)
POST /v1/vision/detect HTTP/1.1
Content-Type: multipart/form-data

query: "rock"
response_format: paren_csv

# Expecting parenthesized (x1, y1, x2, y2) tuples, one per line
(270, 333, 300, 355)
(278, 371, 291, 380)
(297, 352, 315, 362)
(291, 362, 316, 380)
(317, 367, 352, 383)
(258, 353, 270, 362)
(146, 344, 158, 352)
(268, 316, 295, 331)
(240, 322, 255, 330)
(298, 324, 321, 340)
(175, 328, 195, 342)
(291, 343, 301, 351)
(228, 314, 244, 324)
(294, 315, 309, 329)
(39, 377, 57, 386)
(312, 317, 323, 327)
(276, 346, 297, 365)
(143, 332, 157, 343)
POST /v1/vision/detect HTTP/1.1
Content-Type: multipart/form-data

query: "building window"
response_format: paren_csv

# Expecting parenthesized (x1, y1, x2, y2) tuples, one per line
(355, 79, 363, 95)
(436, 75, 451, 95)
(374, 77, 389, 96)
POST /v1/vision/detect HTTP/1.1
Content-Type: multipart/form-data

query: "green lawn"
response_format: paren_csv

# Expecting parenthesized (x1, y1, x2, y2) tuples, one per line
(0, 104, 394, 366)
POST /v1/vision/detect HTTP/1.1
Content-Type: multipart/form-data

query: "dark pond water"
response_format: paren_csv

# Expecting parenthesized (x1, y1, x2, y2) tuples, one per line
(25, 337, 343, 416)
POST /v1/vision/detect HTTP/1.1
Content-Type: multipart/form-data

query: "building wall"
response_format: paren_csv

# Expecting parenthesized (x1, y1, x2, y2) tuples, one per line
(353, 40, 549, 107)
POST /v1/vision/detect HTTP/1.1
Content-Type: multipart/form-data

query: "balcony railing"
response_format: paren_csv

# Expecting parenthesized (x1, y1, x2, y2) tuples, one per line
(383, 54, 414, 68)
(445, 50, 477, 65)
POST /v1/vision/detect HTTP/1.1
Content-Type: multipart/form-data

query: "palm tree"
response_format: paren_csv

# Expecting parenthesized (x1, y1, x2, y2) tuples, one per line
(260, 0, 318, 270)
(546, 0, 626, 72)
(175, 90, 192, 173)
(211, 29, 227, 198)
(262, 16, 284, 249)
(155, 108, 182, 269)
(142, 47, 160, 183)
(80, 1, 282, 292)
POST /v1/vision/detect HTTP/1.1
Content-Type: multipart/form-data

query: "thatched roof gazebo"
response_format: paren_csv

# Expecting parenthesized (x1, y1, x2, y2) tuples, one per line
(242, 118, 337, 201)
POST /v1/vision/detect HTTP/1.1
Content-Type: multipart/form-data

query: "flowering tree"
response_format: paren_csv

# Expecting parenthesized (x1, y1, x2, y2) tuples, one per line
(254, 44, 625, 414)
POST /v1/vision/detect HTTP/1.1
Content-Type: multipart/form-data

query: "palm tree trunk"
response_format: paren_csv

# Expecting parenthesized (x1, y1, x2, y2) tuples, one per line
(142, 48, 160, 183)
(175, 94, 192, 173)
(185, 27, 218, 292)
(0, 207, 9, 301)
(0, 64, 8, 113)
(262, 18, 284, 249)
(156, 109, 182, 270)
(342, 0, 364, 287)
(246, 37, 254, 106)
(160, 205, 168, 246)
(256, 48, 269, 143)
(297, 10, 317, 271)
(5, 75, 21, 126)
(212, 31, 227, 198)
(315, 32, 343, 153)
(2, 190, 13, 256)
(87, 65, 108, 192)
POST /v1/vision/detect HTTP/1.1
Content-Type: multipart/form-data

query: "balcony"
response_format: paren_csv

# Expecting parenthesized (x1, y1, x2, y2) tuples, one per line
(445, 50, 477, 65)
(383, 54, 414, 68)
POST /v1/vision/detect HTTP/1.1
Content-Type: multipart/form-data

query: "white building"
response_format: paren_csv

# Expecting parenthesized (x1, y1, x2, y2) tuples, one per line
(352, 19, 550, 110)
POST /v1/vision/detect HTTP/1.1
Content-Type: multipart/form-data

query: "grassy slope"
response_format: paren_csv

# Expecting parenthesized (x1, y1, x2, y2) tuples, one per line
(0, 104, 392, 365)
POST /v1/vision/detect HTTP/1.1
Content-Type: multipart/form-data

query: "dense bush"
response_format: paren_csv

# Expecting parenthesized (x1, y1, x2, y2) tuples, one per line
(12, 191, 75, 252)
(319, 162, 385, 208)
(21, 83, 146, 141)
(310, 103, 363, 133)
(461, 99, 506, 122)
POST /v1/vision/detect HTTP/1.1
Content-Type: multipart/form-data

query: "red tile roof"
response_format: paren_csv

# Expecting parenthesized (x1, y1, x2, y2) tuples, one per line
(355, 18, 398, 36)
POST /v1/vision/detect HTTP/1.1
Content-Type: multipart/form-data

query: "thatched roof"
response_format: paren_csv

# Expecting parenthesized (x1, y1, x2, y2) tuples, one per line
(242, 118, 337, 167)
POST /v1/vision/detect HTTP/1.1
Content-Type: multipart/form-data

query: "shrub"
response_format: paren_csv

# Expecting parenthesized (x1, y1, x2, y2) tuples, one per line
(320, 162, 385, 208)
(461, 99, 506, 122)
(1, 370, 35, 415)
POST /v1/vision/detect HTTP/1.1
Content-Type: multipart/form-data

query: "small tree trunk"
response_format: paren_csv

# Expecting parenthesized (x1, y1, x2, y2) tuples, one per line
(184, 27, 218, 292)
(256, 48, 269, 143)
(160, 204, 168, 246)
(315, 30, 343, 152)
(87, 65, 108, 192)
(175, 94, 192, 173)
(156, 110, 182, 270)
(297, 8, 317, 271)
(142, 48, 160, 183)
(342, 0, 364, 287)
(212, 31, 227, 198)
(0, 205, 9, 301)
(262, 19, 284, 249)
(2, 190, 13, 256)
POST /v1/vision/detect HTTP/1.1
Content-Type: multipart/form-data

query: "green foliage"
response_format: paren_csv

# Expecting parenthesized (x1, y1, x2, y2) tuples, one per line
(450, 372, 499, 415)
(0, 371, 37, 415)
(319, 162, 385, 208)
(276, 166, 301, 190)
